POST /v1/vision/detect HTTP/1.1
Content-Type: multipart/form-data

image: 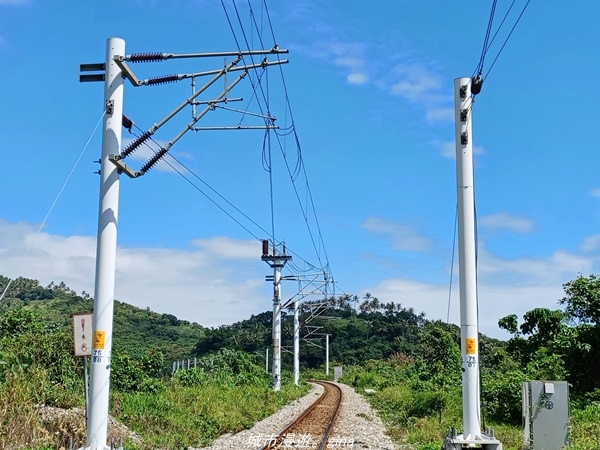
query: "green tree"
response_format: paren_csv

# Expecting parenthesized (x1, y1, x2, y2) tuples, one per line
(561, 274, 600, 324)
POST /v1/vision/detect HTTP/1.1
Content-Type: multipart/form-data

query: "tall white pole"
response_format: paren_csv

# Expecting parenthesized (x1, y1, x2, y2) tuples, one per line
(293, 299, 300, 385)
(272, 264, 282, 391)
(87, 37, 124, 450)
(265, 347, 269, 373)
(454, 77, 480, 440)
(262, 241, 290, 391)
(325, 334, 329, 376)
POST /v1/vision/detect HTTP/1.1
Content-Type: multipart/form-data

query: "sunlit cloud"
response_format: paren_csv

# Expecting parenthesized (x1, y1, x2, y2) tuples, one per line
(479, 212, 534, 234)
(426, 107, 454, 122)
(475, 244, 592, 285)
(285, 6, 454, 122)
(0, 220, 268, 327)
(362, 217, 432, 252)
(364, 244, 593, 338)
(310, 41, 370, 86)
(580, 234, 600, 252)
(347, 72, 369, 86)
(388, 63, 442, 102)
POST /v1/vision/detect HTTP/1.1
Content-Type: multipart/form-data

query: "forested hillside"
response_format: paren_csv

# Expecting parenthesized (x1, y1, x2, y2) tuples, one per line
(194, 293, 503, 369)
(4, 272, 600, 403)
(3, 273, 600, 449)
(0, 275, 206, 360)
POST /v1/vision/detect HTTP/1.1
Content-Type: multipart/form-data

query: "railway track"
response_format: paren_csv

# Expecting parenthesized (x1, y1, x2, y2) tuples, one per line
(256, 380, 343, 450)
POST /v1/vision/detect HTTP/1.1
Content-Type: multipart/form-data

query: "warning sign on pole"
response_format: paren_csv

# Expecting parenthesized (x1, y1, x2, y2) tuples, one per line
(465, 337, 477, 355)
(72, 314, 93, 357)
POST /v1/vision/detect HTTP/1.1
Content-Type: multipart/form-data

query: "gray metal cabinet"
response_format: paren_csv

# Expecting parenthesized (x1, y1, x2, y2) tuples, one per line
(522, 381, 569, 450)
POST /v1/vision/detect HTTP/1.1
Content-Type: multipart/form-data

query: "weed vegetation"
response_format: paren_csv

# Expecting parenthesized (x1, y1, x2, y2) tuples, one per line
(0, 305, 307, 450)
(4, 275, 600, 449)
(113, 351, 308, 449)
(335, 358, 600, 450)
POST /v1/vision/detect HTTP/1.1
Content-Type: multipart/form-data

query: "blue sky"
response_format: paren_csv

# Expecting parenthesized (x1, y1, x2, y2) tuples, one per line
(1, 0, 599, 339)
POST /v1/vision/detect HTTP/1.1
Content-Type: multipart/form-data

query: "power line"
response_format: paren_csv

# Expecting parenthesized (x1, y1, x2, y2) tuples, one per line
(1, 112, 105, 302)
(131, 124, 269, 241)
(484, 0, 533, 81)
(221, 0, 333, 277)
(446, 204, 458, 324)
(474, 0, 498, 77)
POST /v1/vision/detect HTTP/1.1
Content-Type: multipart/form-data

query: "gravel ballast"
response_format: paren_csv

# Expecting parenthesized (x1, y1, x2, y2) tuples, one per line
(194, 382, 398, 450)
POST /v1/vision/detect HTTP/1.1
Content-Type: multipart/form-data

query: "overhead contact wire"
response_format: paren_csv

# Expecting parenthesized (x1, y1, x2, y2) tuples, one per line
(223, 0, 332, 277)
(132, 125, 270, 241)
(484, 0, 532, 81)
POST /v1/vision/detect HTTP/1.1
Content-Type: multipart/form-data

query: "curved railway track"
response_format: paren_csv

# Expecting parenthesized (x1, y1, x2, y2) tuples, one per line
(256, 381, 343, 450)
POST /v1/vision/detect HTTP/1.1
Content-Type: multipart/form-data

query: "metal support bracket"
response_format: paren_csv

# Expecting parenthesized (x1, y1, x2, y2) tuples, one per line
(460, 108, 468, 122)
(108, 154, 140, 178)
(105, 100, 114, 115)
(113, 56, 143, 86)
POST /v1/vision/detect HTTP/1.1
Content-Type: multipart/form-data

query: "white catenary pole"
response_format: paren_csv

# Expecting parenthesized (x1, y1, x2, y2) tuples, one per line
(448, 78, 502, 450)
(325, 334, 329, 376)
(293, 299, 300, 385)
(261, 240, 292, 391)
(272, 264, 283, 391)
(86, 37, 124, 450)
(265, 347, 269, 373)
(261, 241, 291, 391)
(455, 77, 480, 440)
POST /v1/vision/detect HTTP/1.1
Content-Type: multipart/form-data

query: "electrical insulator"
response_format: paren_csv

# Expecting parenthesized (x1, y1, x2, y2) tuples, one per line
(262, 240, 269, 256)
(471, 76, 483, 95)
(122, 114, 133, 130)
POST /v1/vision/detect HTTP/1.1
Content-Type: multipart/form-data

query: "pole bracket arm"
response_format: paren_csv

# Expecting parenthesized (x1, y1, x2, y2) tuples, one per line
(113, 56, 143, 86)
(108, 154, 141, 178)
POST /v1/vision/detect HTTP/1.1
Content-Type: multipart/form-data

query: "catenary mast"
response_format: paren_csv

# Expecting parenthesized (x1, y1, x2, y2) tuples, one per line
(442, 77, 502, 450)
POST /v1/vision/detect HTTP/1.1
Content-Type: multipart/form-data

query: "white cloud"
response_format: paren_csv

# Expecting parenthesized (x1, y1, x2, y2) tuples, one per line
(475, 244, 592, 285)
(426, 107, 454, 122)
(581, 234, 600, 252)
(362, 217, 431, 252)
(2, 218, 598, 339)
(190, 236, 258, 260)
(440, 141, 456, 158)
(589, 188, 600, 199)
(388, 63, 442, 102)
(479, 212, 534, 234)
(313, 41, 370, 87)
(347, 72, 369, 86)
(363, 245, 591, 338)
(0, 220, 269, 327)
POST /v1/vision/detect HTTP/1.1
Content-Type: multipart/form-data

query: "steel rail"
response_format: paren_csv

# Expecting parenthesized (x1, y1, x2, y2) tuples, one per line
(315, 381, 342, 450)
(255, 380, 342, 450)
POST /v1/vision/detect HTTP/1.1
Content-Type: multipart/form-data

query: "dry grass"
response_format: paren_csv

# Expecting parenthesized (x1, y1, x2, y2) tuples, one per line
(0, 370, 52, 450)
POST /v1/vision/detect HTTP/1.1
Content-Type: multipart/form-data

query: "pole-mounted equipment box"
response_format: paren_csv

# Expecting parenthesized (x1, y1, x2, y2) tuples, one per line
(522, 380, 570, 450)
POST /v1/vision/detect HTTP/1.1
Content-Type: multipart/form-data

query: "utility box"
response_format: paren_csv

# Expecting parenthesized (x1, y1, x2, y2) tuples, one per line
(334, 366, 343, 382)
(522, 381, 569, 450)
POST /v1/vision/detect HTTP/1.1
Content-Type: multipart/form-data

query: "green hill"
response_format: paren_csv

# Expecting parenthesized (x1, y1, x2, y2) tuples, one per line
(0, 275, 206, 361)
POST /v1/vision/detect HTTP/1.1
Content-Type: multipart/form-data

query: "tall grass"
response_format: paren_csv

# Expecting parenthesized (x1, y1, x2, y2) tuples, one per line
(0, 369, 52, 450)
(114, 371, 308, 449)
(340, 363, 597, 450)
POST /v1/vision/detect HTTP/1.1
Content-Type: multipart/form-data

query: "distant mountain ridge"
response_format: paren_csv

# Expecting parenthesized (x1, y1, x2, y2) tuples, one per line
(0, 275, 206, 360)
(0, 275, 503, 369)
